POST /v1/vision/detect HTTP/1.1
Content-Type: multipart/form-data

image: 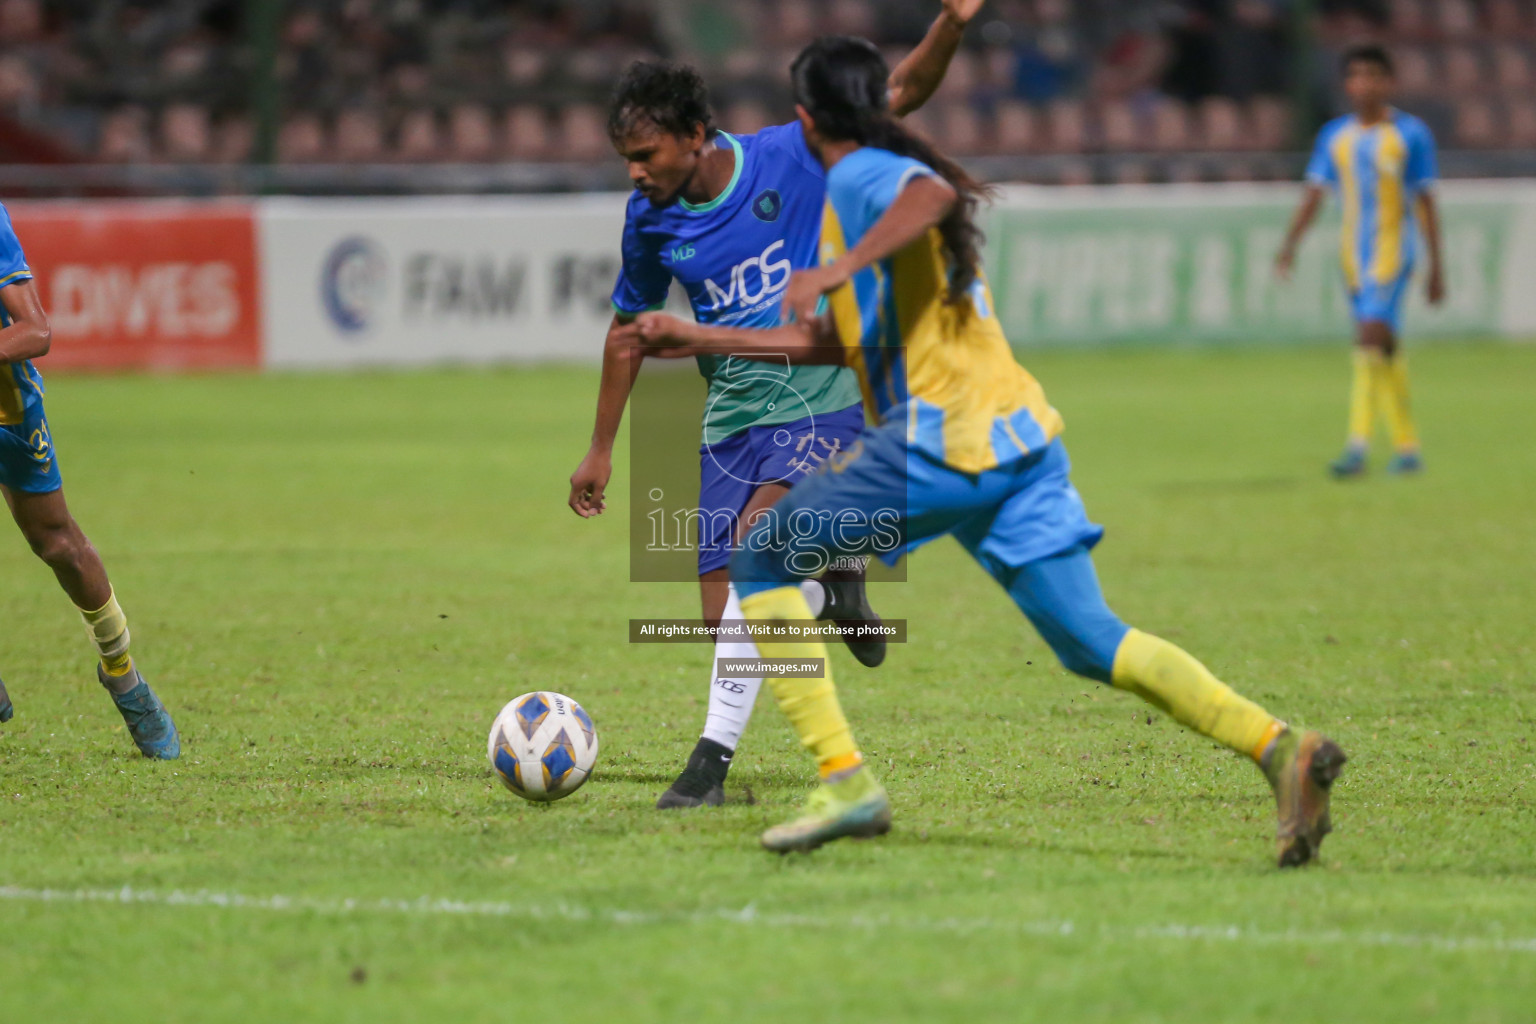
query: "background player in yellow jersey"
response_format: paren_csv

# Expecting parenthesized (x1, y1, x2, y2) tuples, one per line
(1277, 44, 1444, 479)
(0, 200, 179, 758)
(639, 36, 1346, 867)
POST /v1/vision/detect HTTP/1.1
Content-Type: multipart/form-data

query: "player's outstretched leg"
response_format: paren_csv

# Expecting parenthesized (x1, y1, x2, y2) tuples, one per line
(996, 545, 1347, 867)
(7, 488, 180, 759)
(736, 578, 889, 853)
(0, 674, 12, 723)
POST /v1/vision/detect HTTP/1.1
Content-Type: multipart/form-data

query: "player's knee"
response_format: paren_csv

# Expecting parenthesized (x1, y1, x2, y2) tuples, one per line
(1358, 321, 1396, 355)
(25, 519, 87, 569)
(1043, 617, 1129, 685)
(1051, 642, 1115, 684)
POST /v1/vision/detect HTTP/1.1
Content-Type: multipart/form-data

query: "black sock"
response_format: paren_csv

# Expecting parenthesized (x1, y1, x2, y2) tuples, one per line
(670, 737, 734, 797)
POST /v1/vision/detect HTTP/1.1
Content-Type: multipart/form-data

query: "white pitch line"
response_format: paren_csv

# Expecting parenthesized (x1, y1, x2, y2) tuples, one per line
(2, 885, 1534, 957)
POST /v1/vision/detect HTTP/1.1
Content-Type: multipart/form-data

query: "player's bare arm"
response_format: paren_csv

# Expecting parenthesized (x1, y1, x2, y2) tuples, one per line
(887, 0, 987, 116)
(568, 315, 645, 518)
(0, 278, 51, 363)
(1275, 184, 1325, 281)
(783, 173, 959, 324)
(1418, 190, 1446, 305)
(636, 311, 843, 366)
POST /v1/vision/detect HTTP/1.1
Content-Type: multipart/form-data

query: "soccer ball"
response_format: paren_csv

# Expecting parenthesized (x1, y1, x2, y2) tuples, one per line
(487, 691, 599, 802)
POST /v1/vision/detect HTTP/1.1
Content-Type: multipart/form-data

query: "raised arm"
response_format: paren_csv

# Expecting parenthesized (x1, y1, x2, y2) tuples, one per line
(1275, 184, 1325, 281)
(0, 279, 51, 364)
(783, 174, 958, 324)
(887, 0, 986, 116)
(568, 315, 645, 518)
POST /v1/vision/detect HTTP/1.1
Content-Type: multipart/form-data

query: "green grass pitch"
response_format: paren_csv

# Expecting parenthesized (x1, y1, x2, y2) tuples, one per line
(2, 343, 1533, 1022)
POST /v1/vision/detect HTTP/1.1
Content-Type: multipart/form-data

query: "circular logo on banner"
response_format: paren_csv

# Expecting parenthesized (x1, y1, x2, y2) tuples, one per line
(321, 236, 387, 335)
(750, 188, 782, 223)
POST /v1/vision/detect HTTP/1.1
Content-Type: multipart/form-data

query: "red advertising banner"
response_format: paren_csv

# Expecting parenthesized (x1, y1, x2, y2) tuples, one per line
(8, 202, 261, 370)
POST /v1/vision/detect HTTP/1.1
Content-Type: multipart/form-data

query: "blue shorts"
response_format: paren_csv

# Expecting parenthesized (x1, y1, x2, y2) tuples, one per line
(0, 399, 62, 494)
(696, 403, 866, 575)
(732, 421, 1104, 592)
(732, 423, 1127, 681)
(1350, 268, 1412, 333)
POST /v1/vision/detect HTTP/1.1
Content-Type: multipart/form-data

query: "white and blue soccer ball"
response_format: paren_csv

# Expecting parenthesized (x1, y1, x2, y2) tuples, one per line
(487, 691, 599, 802)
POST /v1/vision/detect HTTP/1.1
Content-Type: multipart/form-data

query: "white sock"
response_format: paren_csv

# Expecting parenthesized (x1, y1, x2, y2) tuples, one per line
(701, 583, 765, 750)
(799, 578, 827, 618)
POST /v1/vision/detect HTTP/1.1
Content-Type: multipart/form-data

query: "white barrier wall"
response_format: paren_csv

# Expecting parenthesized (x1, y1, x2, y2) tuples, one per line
(260, 195, 631, 368)
(15, 181, 1536, 372)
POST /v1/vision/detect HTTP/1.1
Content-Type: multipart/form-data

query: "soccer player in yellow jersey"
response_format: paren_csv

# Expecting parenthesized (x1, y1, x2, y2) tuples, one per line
(638, 36, 1347, 867)
(0, 200, 179, 757)
(1277, 44, 1444, 478)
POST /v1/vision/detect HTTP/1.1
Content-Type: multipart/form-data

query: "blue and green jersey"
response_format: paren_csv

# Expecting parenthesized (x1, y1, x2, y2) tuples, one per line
(611, 124, 862, 445)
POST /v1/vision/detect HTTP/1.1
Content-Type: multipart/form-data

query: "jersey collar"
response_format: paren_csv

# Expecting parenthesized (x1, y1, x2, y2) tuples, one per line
(678, 132, 743, 214)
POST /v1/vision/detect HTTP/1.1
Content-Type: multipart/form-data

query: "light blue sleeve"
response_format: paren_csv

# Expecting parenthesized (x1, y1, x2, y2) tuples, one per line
(1304, 124, 1338, 187)
(1403, 118, 1438, 195)
(0, 204, 32, 287)
(610, 208, 671, 319)
(830, 149, 941, 233)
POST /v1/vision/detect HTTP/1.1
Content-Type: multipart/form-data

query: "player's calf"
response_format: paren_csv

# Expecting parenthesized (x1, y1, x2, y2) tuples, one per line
(0, 674, 12, 723)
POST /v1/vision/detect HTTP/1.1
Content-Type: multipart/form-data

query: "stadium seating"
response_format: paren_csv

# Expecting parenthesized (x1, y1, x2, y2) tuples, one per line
(0, 0, 1529, 180)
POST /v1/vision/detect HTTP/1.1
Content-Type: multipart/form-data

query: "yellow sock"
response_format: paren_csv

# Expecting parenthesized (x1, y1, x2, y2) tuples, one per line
(1347, 347, 1383, 448)
(1380, 354, 1419, 452)
(79, 589, 133, 676)
(738, 586, 861, 779)
(1111, 629, 1284, 762)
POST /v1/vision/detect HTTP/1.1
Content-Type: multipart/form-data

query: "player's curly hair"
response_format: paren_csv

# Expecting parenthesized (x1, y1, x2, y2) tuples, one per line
(608, 61, 716, 141)
(790, 35, 995, 308)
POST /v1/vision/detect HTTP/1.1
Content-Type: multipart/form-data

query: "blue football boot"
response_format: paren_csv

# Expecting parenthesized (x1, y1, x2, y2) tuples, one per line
(1328, 448, 1367, 479)
(1386, 451, 1423, 476)
(0, 675, 12, 723)
(99, 664, 181, 760)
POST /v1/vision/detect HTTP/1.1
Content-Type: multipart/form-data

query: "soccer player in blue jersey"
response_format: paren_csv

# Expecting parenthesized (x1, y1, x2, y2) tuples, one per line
(1277, 45, 1444, 478)
(637, 36, 1346, 866)
(569, 1, 985, 809)
(0, 201, 180, 758)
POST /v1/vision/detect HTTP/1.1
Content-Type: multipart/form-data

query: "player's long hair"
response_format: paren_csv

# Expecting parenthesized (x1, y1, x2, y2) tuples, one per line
(790, 36, 994, 307)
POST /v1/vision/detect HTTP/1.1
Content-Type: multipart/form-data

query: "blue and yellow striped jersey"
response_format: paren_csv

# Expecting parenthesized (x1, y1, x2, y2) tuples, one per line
(1306, 109, 1438, 291)
(0, 200, 41, 427)
(819, 147, 1061, 474)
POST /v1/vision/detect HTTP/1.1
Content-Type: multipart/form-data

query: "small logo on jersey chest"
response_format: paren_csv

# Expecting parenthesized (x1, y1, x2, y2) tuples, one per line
(751, 189, 782, 222)
(669, 243, 696, 262)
